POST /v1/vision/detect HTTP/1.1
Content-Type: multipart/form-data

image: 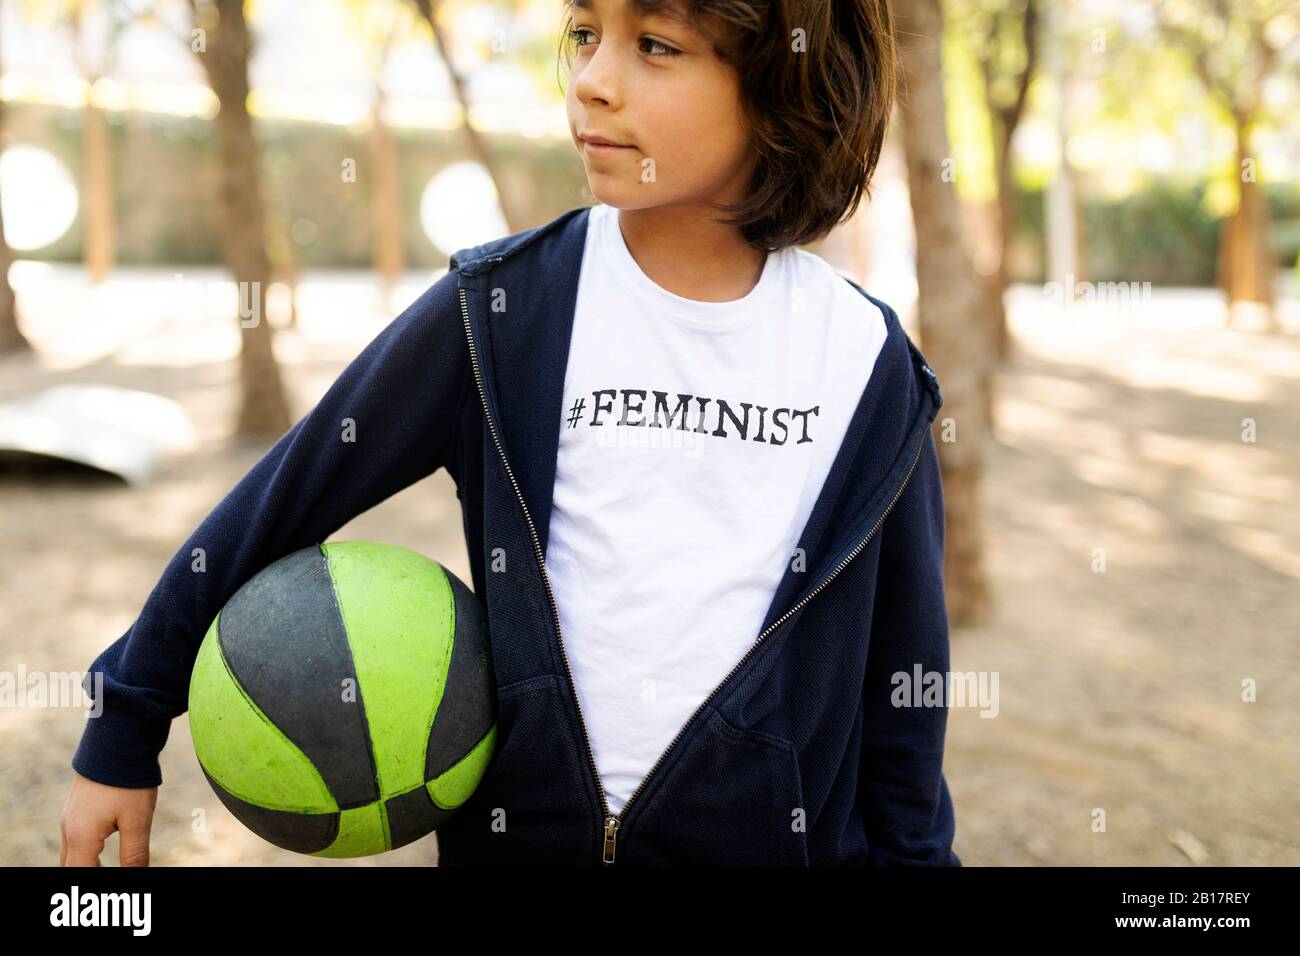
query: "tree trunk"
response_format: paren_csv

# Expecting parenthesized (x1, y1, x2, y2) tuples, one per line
(894, 0, 992, 627)
(1220, 121, 1278, 329)
(978, 136, 1015, 434)
(411, 0, 520, 233)
(0, 192, 26, 354)
(976, 0, 1037, 438)
(989, 148, 1015, 363)
(0, 0, 29, 354)
(196, 0, 291, 441)
(1072, 177, 1089, 286)
(369, 87, 404, 302)
(264, 210, 300, 330)
(82, 94, 115, 283)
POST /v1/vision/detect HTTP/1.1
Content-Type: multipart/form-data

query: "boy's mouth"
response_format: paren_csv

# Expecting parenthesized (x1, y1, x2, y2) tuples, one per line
(579, 131, 635, 154)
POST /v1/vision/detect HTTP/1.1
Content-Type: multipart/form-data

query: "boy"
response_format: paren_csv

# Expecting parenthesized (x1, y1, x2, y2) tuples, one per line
(61, 0, 959, 865)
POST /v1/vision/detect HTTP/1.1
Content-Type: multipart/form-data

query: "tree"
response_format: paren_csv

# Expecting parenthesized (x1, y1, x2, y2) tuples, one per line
(964, 0, 1038, 363)
(0, 0, 30, 353)
(893, 0, 992, 627)
(144, 0, 291, 440)
(343, 0, 416, 307)
(40, 0, 131, 283)
(0, 190, 23, 353)
(1155, 0, 1299, 330)
(410, 0, 521, 233)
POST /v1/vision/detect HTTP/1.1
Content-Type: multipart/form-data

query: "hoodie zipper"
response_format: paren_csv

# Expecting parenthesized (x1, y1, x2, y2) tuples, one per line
(458, 271, 929, 865)
(458, 277, 614, 849)
(605, 425, 927, 860)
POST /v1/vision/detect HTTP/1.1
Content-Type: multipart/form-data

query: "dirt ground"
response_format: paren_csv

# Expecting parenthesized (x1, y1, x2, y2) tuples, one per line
(1, 268, 1296, 866)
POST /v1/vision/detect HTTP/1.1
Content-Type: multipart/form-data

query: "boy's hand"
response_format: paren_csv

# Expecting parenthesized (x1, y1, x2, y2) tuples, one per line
(60, 771, 158, 867)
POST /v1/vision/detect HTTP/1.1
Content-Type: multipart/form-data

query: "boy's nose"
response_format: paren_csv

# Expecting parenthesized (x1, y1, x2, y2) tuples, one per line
(575, 44, 623, 109)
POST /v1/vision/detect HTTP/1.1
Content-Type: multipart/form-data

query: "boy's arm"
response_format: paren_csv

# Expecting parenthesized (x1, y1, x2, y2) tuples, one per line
(857, 426, 961, 865)
(72, 271, 471, 789)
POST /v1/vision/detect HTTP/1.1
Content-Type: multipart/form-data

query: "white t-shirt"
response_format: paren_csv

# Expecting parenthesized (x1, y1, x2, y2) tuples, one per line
(543, 202, 887, 814)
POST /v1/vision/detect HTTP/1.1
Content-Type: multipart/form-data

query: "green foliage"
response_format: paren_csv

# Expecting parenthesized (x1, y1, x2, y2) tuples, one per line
(1009, 179, 1300, 285)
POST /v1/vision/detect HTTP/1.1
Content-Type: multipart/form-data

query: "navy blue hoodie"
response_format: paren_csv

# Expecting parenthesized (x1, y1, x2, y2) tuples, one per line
(72, 204, 960, 866)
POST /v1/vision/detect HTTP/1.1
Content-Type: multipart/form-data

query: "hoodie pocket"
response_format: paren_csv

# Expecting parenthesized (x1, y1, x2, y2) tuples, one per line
(624, 709, 809, 866)
(435, 674, 598, 866)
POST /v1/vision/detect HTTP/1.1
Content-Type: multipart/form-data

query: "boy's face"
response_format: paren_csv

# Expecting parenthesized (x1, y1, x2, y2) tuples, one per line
(565, 0, 756, 212)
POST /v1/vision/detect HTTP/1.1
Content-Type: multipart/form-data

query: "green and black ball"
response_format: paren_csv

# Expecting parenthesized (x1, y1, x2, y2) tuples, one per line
(188, 541, 496, 857)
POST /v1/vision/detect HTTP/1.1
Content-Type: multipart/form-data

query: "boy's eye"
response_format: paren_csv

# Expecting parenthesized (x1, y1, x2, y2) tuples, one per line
(568, 27, 595, 48)
(566, 27, 682, 58)
(639, 36, 682, 57)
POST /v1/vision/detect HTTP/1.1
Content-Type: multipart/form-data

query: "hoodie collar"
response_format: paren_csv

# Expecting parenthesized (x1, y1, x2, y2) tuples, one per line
(450, 205, 943, 633)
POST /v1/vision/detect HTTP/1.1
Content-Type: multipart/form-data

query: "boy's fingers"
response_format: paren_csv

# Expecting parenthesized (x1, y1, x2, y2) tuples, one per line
(62, 828, 106, 867)
(118, 817, 151, 867)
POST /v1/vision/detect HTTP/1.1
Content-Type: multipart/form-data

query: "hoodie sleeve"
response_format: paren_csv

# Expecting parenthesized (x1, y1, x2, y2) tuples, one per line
(71, 270, 472, 789)
(856, 424, 961, 865)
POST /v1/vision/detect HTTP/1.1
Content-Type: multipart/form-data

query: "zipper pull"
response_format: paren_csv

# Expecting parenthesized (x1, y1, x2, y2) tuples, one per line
(602, 816, 620, 864)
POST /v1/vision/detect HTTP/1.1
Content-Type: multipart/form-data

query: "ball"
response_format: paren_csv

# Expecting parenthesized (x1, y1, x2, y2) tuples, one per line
(188, 540, 496, 858)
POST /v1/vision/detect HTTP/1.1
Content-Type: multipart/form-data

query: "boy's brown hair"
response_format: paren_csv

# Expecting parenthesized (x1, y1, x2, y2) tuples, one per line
(559, 0, 897, 252)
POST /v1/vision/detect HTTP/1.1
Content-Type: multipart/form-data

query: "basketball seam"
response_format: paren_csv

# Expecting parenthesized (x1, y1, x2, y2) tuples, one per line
(207, 610, 338, 814)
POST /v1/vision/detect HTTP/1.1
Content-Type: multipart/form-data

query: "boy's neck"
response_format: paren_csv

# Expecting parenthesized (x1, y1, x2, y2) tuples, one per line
(615, 204, 768, 304)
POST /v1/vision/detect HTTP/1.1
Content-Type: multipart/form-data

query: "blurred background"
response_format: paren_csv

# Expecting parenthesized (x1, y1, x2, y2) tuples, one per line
(0, 0, 1296, 865)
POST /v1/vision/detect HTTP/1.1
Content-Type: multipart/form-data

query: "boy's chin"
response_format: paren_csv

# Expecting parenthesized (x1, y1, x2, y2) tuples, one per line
(583, 181, 660, 211)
